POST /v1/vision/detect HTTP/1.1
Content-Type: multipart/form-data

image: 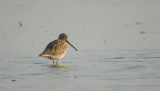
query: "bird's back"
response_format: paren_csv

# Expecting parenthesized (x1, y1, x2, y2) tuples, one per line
(39, 39, 68, 60)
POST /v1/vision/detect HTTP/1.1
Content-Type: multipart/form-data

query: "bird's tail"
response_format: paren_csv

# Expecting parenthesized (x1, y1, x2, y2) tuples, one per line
(39, 53, 42, 56)
(39, 52, 51, 57)
(39, 49, 51, 57)
(39, 50, 46, 57)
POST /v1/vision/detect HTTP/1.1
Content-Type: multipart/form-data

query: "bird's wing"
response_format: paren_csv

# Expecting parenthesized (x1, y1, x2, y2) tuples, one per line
(50, 40, 67, 56)
(40, 40, 57, 56)
(40, 40, 67, 56)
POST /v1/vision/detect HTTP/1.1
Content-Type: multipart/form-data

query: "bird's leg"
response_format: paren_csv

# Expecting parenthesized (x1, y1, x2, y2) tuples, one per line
(56, 60, 58, 64)
(53, 61, 55, 64)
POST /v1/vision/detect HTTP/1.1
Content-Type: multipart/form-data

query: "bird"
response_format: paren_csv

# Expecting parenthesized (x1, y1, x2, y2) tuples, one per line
(39, 33, 78, 64)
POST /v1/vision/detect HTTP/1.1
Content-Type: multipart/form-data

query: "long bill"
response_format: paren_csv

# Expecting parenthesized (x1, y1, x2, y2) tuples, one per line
(67, 41, 78, 51)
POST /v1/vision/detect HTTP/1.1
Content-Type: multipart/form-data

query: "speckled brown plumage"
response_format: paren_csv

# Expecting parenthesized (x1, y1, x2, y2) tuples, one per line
(39, 33, 78, 64)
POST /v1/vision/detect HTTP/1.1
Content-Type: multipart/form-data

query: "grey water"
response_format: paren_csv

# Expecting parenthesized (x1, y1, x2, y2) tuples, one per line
(0, 0, 160, 91)
(0, 49, 160, 91)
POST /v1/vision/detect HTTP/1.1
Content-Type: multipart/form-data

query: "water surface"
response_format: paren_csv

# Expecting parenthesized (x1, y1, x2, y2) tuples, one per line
(0, 49, 160, 91)
(0, 0, 160, 91)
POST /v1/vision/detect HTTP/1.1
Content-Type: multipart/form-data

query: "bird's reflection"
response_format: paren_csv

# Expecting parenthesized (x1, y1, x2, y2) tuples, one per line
(42, 64, 69, 68)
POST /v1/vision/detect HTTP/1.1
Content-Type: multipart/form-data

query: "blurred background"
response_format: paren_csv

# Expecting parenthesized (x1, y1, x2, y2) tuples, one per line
(1, 1, 160, 91)
(0, 0, 160, 56)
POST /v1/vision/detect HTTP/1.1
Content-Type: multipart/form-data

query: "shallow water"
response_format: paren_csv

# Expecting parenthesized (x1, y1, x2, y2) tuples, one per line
(0, 49, 160, 91)
(0, 0, 160, 91)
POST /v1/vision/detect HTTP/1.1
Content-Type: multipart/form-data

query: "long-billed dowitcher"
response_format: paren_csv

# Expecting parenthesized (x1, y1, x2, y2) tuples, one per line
(39, 33, 78, 64)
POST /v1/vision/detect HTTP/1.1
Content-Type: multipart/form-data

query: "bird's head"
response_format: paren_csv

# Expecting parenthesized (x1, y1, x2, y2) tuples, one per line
(58, 33, 78, 51)
(58, 33, 68, 41)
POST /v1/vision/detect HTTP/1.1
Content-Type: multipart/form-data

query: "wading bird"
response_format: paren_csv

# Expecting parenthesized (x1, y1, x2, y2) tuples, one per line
(39, 33, 78, 64)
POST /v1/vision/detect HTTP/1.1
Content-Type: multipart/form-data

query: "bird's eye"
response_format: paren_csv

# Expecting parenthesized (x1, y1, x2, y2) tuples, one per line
(63, 36, 66, 39)
(62, 35, 65, 38)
